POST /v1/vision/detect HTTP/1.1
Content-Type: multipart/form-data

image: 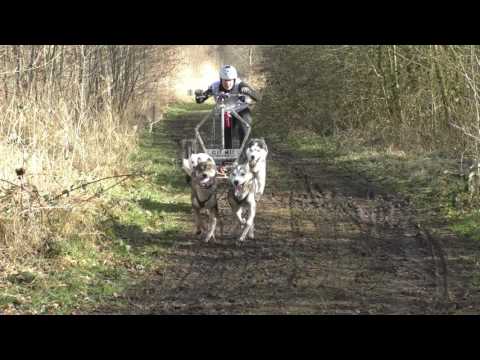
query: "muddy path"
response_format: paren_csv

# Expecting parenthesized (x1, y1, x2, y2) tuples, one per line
(95, 109, 480, 314)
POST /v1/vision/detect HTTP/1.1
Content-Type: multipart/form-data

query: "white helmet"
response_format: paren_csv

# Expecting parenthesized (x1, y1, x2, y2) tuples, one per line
(219, 65, 238, 80)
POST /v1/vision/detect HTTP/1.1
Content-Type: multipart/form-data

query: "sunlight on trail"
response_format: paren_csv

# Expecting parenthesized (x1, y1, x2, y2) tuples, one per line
(173, 62, 218, 101)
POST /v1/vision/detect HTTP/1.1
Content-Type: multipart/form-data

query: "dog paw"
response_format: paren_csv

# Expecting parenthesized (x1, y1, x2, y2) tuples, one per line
(204, 233, 215, 243)
(235, 240, 245, 247)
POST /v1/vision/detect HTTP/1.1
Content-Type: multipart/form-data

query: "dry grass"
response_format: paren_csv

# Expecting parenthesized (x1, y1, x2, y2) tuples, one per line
(0, 94, 142, 265)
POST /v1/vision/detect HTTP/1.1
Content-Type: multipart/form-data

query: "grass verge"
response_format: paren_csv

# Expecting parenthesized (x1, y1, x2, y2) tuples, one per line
(0, 104, 192, 314)
(280, 129, 476, 240)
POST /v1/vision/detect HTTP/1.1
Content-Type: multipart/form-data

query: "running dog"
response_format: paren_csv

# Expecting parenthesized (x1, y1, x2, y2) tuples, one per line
(238, 138, 268, 198)
(227, 161, 257, 242)
(183, 153, 219, 242)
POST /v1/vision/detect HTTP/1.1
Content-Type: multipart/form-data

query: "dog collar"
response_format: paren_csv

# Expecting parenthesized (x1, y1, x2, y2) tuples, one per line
(233, 192, 247, 205)
(199, 182, 214, 189)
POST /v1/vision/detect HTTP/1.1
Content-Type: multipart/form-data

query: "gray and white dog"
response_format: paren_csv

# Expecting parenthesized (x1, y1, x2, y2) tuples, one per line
(183, 153, 219, 242)
(238, 138, 268, 198)
(227, 161, 257, 242)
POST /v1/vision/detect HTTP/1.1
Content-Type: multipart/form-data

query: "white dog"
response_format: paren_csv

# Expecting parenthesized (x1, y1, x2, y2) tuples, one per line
(227, 162, 257, 242)
(238, 138, 268, 198)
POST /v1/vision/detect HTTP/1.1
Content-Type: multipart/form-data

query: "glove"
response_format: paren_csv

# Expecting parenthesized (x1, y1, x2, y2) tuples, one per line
(240, 87, 252, 95)
(196, 95, 206, 104)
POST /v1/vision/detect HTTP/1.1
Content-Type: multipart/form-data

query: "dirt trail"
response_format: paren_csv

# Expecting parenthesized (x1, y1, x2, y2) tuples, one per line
(96, 109, 480, 314)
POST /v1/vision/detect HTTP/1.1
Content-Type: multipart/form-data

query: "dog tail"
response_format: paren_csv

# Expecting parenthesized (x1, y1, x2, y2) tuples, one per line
(182, 158, 193, 177)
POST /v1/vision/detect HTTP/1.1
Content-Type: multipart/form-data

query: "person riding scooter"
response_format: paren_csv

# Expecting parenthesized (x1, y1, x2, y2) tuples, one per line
(195, 65, 259, 150)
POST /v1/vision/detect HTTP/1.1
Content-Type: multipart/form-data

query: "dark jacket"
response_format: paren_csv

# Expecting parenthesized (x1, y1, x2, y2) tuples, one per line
(196, 80, 259, 103)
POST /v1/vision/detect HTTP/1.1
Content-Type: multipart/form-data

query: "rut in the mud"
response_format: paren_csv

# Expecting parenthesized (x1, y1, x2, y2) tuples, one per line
(96, 109, 480, 314)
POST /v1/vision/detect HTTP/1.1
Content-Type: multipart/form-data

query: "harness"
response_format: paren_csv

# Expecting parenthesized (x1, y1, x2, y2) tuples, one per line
(193, 183, 215, 208)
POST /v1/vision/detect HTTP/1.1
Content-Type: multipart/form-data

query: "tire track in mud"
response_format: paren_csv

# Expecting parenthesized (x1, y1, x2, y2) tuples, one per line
(95, 109, 457, 314)
(268, 152, 449, 313)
